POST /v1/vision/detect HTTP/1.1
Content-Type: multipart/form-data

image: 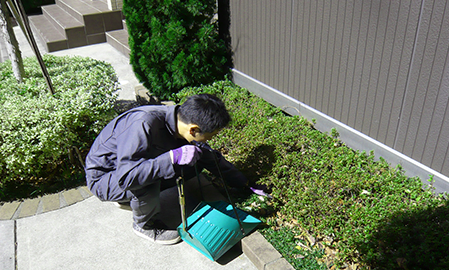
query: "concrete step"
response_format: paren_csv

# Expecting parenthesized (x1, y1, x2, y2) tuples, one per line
(56, 0, 123, 36)
(28, 15, 68, 52)
(106, 29, 129, 58)
(42, 4, 83, 36)
(56, 0, 108, 21)
(42, 4, 87, 48)
(29, 0, 124, 52)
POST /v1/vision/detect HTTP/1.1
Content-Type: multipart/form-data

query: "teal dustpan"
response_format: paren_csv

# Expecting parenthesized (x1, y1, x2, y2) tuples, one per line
(176, 141, 263, 261)
(176, 200, 261, 261)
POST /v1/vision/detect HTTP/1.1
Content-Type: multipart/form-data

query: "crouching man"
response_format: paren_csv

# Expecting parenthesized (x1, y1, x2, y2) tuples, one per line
(85, 94, 249, 245)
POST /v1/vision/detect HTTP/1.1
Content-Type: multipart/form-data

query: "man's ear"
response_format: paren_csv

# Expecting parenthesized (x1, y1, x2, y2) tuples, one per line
(188, 125, 201, 137)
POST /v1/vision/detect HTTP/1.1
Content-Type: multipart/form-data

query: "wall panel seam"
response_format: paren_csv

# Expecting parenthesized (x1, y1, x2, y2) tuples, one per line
(287, 0, 295, 96)
(394, 0, 426, 149)
(377, 1, 400, 140)
(363, 1, 384, 135)
(413, 0, 448, 162)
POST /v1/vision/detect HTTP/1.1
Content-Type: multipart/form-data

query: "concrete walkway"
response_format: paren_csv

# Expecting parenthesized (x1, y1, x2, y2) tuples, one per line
(0, 177, 290, 270)
(0, 176, 265, 270)
(0, 26, 294, 270)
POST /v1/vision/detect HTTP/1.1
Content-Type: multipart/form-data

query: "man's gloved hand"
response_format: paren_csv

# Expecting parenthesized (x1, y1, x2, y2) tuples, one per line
(170, 145, 202, 166)
(230, 183, 273, 198)
(249, 184, 273, 198)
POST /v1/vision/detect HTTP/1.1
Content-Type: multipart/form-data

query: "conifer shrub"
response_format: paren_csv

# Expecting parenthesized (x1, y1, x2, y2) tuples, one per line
(123, 0, 229, 100)
(22, 0, 55, 14)
(174, 81, 449, 269)
(0, 55, 118, 200)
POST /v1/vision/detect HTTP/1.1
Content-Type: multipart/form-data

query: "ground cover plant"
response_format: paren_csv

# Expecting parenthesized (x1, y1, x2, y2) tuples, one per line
(174, 81, 449, 269)
(0, 55, 118, 201)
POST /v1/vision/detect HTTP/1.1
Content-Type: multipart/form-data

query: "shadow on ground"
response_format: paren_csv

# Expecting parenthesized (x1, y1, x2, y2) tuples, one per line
(357, 200, 449, 269)
(0, 163, 85, 202)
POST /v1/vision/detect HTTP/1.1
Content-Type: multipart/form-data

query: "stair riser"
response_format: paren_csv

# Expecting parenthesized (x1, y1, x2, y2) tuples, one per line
(77, 12, 123, 36)
(67, 28, 88, 48)
(102, 11, 123, 32)
(87, 33, 106, 45)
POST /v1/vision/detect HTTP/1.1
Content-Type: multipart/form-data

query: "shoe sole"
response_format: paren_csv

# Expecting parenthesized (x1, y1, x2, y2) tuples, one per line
(133, 227, 181, 245)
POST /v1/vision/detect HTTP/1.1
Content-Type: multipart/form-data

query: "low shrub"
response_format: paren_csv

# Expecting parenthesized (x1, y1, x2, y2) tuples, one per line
(0, 55, 118, 200)
(174, 81, 449, 269)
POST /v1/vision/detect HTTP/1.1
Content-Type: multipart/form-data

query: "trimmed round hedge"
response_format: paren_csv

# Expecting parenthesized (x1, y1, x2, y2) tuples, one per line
(0, 55, 118, 192)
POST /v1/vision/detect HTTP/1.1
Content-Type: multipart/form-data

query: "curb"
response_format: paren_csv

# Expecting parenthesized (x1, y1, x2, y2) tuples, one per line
(0, 186, 93, 220)
(242, 231, 295, 270)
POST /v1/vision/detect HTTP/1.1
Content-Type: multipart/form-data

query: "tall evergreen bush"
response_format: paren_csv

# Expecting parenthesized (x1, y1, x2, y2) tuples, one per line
(123, 0, 229, 99)
(22, 0, 55, 14)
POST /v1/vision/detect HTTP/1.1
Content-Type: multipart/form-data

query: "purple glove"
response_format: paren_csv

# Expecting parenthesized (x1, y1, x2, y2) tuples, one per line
(170, 145, 202, 166)
(250, 187, 273, 198)
(249, 184, 273, 199)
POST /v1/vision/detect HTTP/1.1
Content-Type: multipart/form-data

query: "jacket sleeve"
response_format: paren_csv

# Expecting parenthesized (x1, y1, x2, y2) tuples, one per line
(199, 149, 248, 188)
(113, 121, 176, 191)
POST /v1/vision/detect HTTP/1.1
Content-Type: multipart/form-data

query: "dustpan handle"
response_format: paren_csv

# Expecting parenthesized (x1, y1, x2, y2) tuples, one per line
(176, 175, 187, 232)
(212, 152, 246, 236)
(192, 141, 246, 236)
(208, 150, 246, 236)
(194, 164, 204, 201)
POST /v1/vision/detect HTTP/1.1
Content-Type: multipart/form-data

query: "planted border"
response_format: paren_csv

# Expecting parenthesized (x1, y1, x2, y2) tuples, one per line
(174, 81, 449, 269)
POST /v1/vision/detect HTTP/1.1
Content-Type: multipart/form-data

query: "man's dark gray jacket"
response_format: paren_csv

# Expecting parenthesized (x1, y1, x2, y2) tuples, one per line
(85, 105, 246, 199)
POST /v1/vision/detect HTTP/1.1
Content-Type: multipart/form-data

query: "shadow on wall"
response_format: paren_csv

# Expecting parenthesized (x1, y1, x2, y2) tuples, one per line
(357, 200, 449, 269)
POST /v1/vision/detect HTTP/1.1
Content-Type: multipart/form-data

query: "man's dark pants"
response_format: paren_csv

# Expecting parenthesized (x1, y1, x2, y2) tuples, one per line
(88, 166, 199, 228)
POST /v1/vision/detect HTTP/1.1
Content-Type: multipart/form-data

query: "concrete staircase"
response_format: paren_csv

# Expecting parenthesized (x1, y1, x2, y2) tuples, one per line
(29, 0, 124, 52)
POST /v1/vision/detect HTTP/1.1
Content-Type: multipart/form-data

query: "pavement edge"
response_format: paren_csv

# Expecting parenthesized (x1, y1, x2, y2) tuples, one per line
(0, 186, 93, 220)
(242, 231, 295, 270)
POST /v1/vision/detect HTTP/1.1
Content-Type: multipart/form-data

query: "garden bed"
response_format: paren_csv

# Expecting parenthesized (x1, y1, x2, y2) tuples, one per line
(174, 81, 449, 269)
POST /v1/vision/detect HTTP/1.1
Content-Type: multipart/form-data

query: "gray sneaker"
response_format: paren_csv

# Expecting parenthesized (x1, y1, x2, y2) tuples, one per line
(133, 221, 181, 245)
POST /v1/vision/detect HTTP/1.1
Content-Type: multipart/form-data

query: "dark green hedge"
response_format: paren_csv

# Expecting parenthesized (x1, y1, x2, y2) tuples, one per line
(22, 0, 55, 14)
(123, 0, 229, 99)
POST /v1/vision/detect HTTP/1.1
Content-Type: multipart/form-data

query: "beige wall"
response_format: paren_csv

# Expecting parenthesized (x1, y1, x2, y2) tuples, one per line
(230, 0, 449, 186)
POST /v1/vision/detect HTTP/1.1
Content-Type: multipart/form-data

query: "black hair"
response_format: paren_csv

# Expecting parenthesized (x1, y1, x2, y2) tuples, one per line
(177, 94, 231, 133)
